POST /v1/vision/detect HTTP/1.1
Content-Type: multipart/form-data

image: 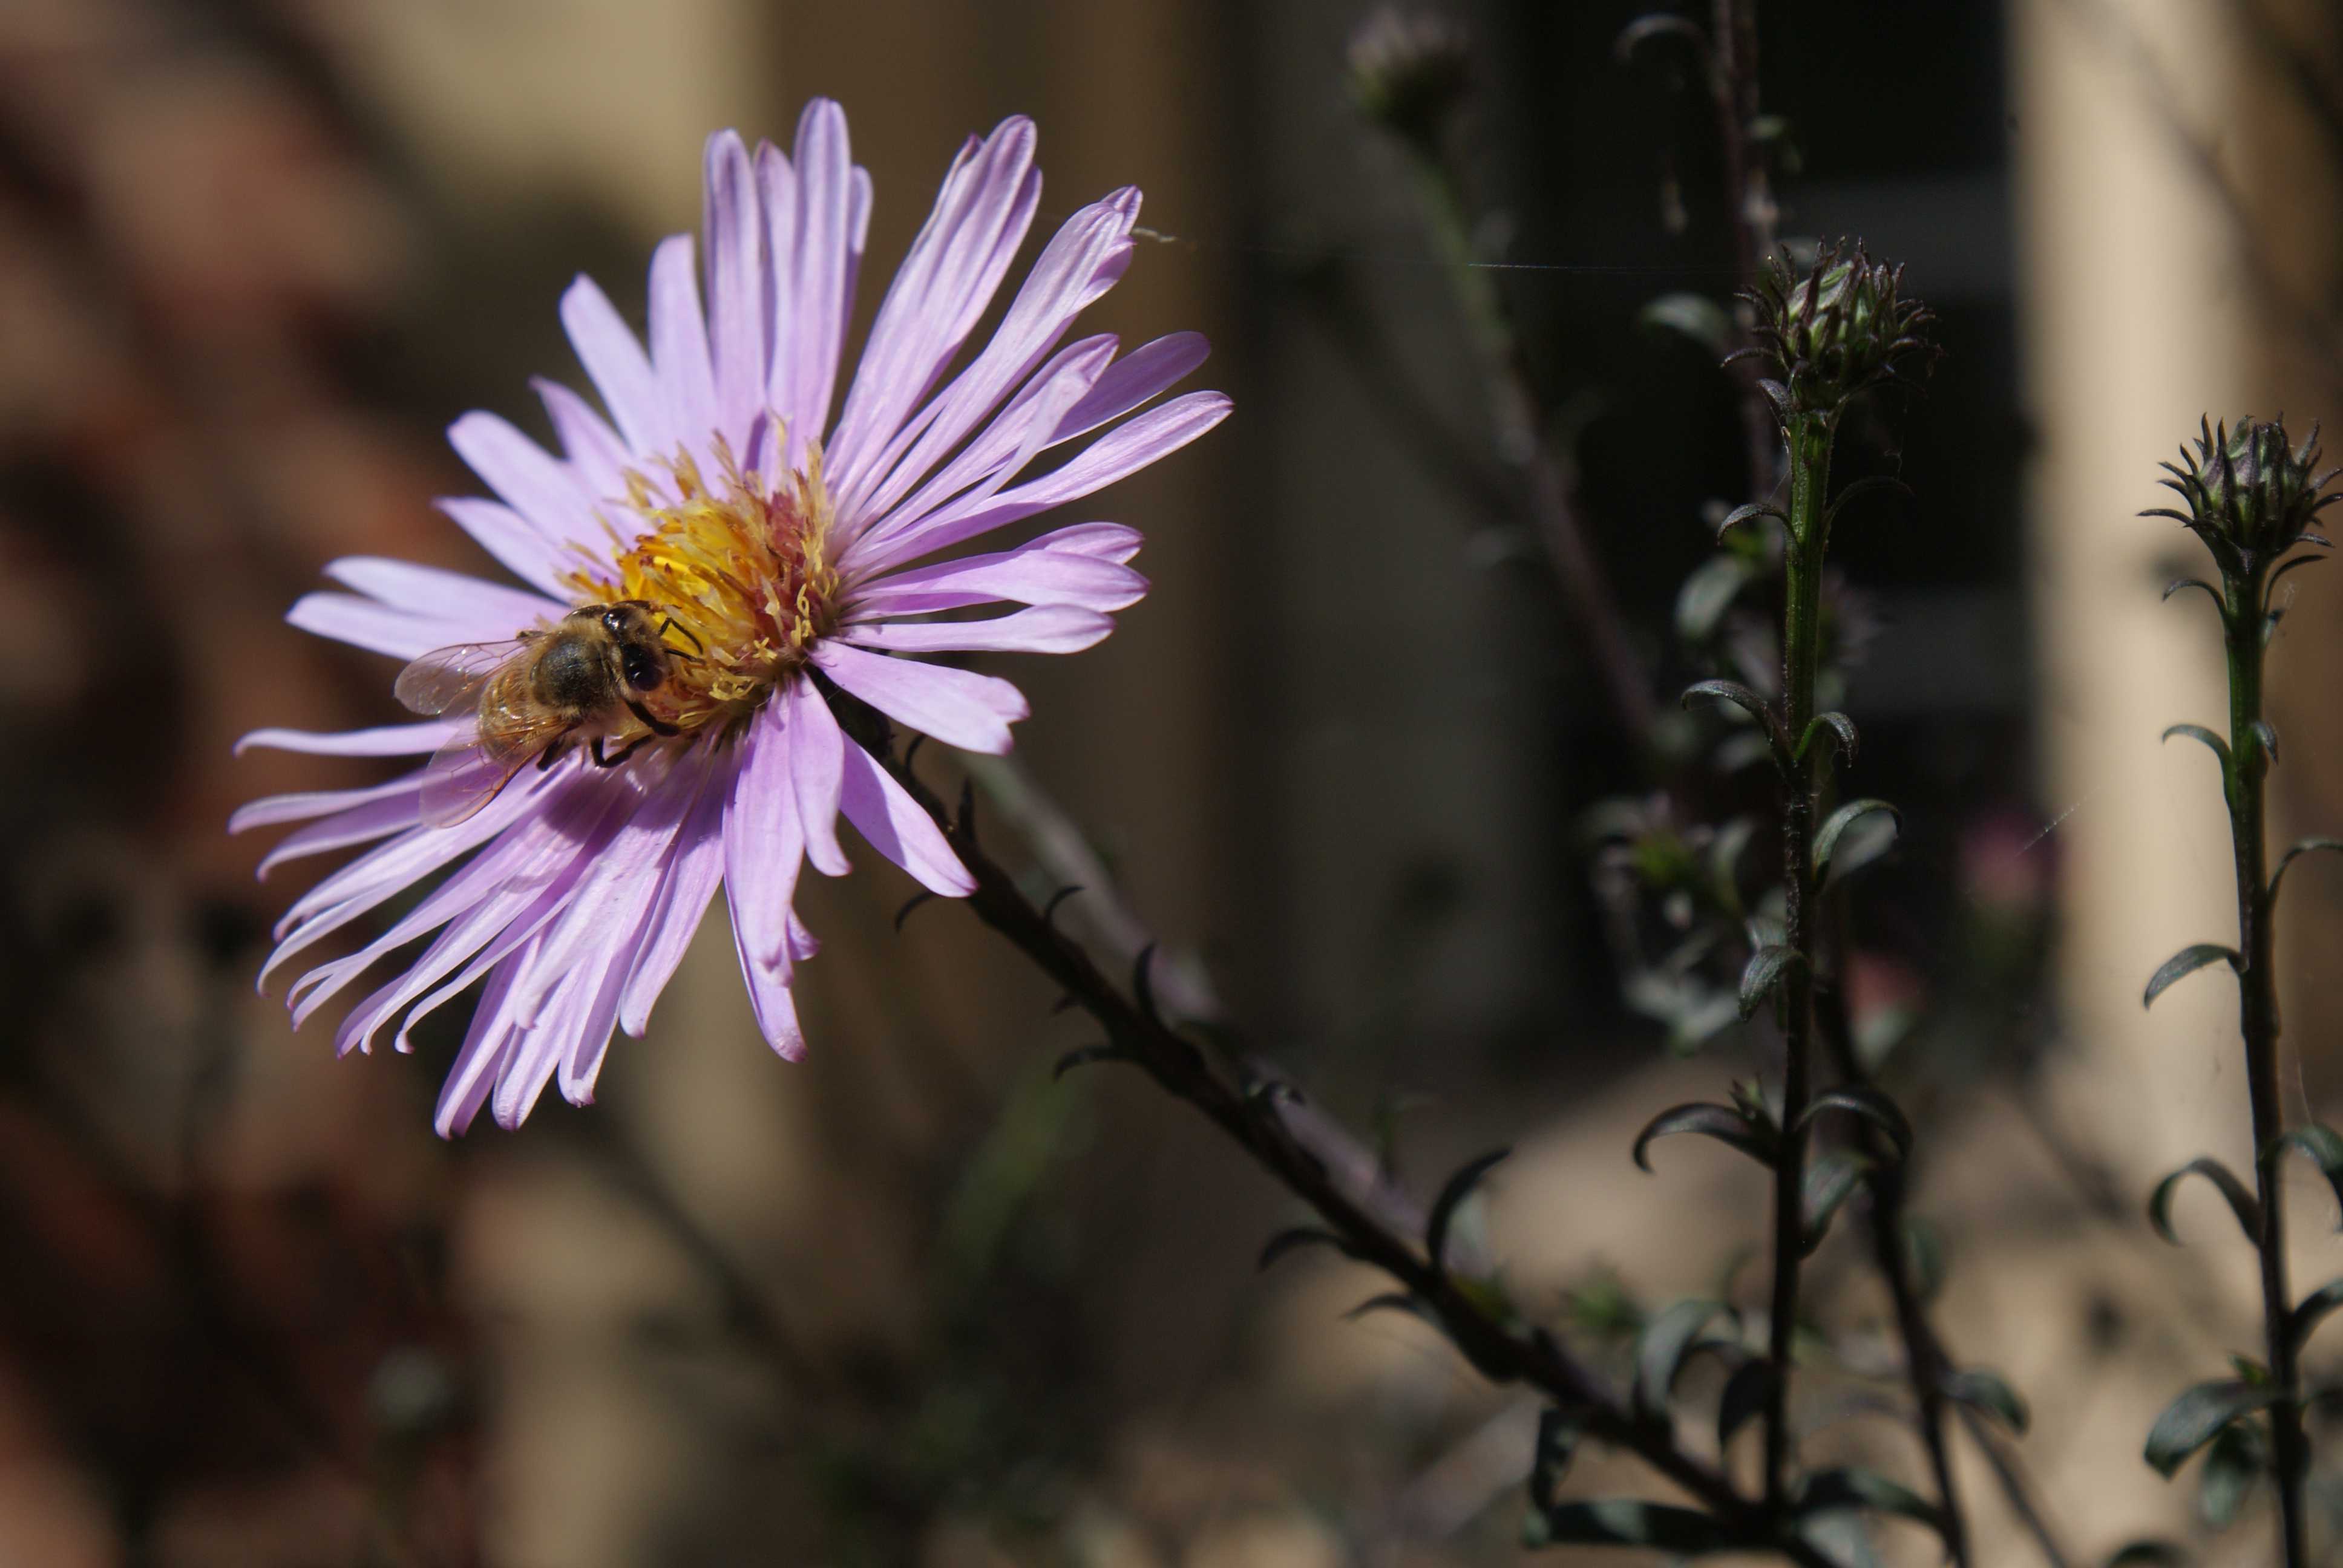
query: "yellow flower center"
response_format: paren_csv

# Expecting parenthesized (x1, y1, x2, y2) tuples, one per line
(563, 437, 838, 742)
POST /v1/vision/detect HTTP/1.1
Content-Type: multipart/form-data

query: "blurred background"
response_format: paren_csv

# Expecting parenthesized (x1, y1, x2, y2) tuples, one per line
(1, 0, 2341, 1563)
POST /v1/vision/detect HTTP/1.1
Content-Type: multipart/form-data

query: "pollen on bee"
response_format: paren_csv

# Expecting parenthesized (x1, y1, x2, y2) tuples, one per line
(566, 432, 838, 742)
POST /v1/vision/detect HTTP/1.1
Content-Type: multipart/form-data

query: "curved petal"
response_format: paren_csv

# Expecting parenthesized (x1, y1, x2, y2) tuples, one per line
(721, 703, 805, 969)
(536, 377, 635, 509)
(702, 129, 768, 446)
(235, 719, 464, 758)
(434, 498, 590, 599)
(619, 745, 735, 1035)
(774, 99, 860, 457)
(845, 534, 1147, 616)
(785, 677, 850, 876)
(809, 641, 1026, 754)
(841, 606, 1113, 655)
(836, 738, 973, 896)
(323, 558, 565, 637)
(447, 411, 603, 552)
(560, 273, 663, 455)
(648, 234, 719, 465)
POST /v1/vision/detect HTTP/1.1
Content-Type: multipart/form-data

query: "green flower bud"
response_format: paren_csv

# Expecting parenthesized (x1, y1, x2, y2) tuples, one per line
(1736, 241, 1936, 419)
(2146, 416, 2341, 571)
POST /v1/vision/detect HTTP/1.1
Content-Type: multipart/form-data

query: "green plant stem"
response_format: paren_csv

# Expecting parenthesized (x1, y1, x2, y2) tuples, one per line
(1763, 411, 1830, 1507)
(2223, 570, 2308, 1567)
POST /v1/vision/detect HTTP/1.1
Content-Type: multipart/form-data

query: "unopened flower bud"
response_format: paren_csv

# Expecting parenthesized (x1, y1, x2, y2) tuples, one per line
(2146, 416, 2340, 568)
(1738, 241, 1936, 419)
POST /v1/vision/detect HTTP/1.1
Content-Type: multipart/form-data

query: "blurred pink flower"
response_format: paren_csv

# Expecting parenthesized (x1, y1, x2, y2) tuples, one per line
(232, 102, 1226, 1134)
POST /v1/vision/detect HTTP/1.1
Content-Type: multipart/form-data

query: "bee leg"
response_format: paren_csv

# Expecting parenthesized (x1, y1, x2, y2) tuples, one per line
(536, 738, 569, 772)
(625, 698, 681, 737)
(598, 733, 654, 768)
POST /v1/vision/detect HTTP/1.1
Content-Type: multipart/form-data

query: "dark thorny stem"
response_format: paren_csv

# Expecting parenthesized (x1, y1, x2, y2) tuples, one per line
(2221, 555, 2309, 1567)
(1764, 411, 1830, 1508)
(849, 720, 1837, 1567)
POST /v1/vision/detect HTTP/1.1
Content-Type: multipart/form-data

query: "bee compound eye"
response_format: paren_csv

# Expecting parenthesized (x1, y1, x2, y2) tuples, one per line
(621, 645, 661, 690)
(602, 608, 627, 634)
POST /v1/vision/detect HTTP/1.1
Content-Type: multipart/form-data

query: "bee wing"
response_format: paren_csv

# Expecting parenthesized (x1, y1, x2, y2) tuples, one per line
(394, 638, 532, 717)
(415, 699, 579, 829)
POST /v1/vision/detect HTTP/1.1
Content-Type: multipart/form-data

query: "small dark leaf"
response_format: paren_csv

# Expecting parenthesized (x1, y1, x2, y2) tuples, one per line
(1795, 1086, 1912, 1163)
(1717, 1358, 1775, 1451)
(1257, 1227, 1355, 1271)
(1902, 1215, 1946, 1302)
(893, 891, 937, 931)
(2163, 577, 2226, 611)
(1801, 1149, 1874, 1255)
(1944, 1367, 2030, 1434)
(1795, 1467, 1948, 1540)
(1522, 1499, 1742, 1554)
(1053, 1044, 1125, 1080)
(1426, 1147, 1511, 1272)
(1738, 944, 1800, 1019)
(2270, 838, 2343, 903)
(1041, 884, 1084, 927)
(2141, 944, 2239, 1009)
(1132, 942, 1162, 1024)
(1613, 13, 1709, 64)
(2143, 1380, 2281, 1478)
(2148, 1157, 2261, 1245)
(1527, 1408, 1578, 1514)
(2289, 1278, 2343, 1354)
(1798, 711, 1859, 765)
(1821, 474, 1916, 533)
(1640, 292, 1735, 358)
(2269, 1124, 2343, 1229)
(2197, 1421, 2266, 1530)
(2160, 723, 2231, 769)
(1634, 1298, 1729, 1419)
(1680, 679, 1783, 748)
(1714, 501, 1786, 544)
(1813, 799, 1899, 881)
(1633, 1102, 1777, 1172)
(1343, 1291, 1432, 1325)
(2250, 720, 2280, 766)
(2104, 1543, 2188, 1566)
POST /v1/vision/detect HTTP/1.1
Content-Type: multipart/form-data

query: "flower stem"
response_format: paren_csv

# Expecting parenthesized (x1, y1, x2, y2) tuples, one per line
(1763, 410, 1832, 1508)
(854, 724, 1838, 1566)
(2221, 565, 2308, 1567)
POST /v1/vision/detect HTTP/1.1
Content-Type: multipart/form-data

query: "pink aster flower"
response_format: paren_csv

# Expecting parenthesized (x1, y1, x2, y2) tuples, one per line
(231, 101, 1227, 1135)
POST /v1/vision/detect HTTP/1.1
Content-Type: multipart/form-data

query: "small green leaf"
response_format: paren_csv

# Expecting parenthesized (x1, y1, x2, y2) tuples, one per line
(2290, 1278, 2343, 1354)
(1633, 1102, 1777, 1172)
(2148, 1157, 2260, 1245)
(2144, 1380, 2281, 1478)
(2270, 837, 2343, 903)
(2141, 944, 2239, 1009)
(1634, 1298, 1732, 1419)
(1522, 1499, 1742, 1553)
(1801, 1149, 1874, 1255)
(1257, 1227, 1356, 1271)
(2269, 1124, 2343, 1229)
(1944, 1367, 2030, 1434)
(1795, 1467, 1948, 1540)
(1813, 799, 1899, 881)
(1902, 1215, 1946, 1302)
(1795, 1086, 1912, 1163)
(2197, 1421, 2266, 1530)
(2250, 720, 2281, 766)
(1426, 1147, 1510, 1272)
(1798, 711, 1859, 765)
(1738, 944, 1800, 1019)
(2163, 577, 2226, 612)
(2160, 723, 2231, 769)
(1717, 1358, 1774, 1451)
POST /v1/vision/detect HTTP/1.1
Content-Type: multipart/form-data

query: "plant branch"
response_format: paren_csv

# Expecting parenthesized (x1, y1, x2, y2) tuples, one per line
(860, 728, 1834, 1565)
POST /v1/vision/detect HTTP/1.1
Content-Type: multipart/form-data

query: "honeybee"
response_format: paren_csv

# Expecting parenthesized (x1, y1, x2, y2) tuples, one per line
(395, 599, 695, 826)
